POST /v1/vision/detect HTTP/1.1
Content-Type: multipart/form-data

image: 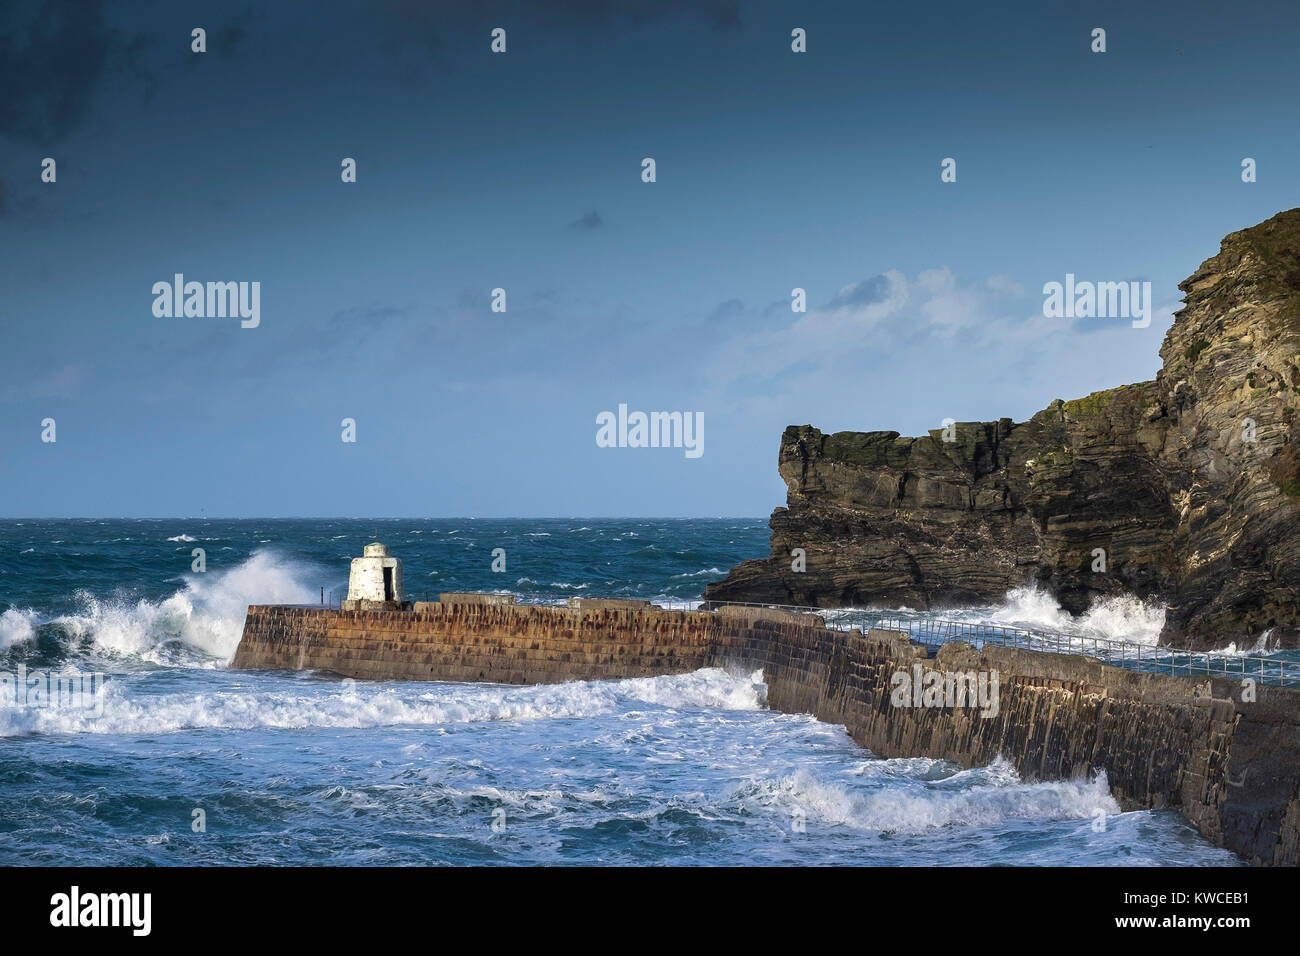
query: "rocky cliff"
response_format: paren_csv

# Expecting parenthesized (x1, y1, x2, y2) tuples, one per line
(707, 209, 1300, 650)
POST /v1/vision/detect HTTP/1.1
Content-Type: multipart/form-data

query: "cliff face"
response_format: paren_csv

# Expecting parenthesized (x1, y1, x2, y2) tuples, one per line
(707, 209, 1300, 650)
(1154, 211, 1300, 645)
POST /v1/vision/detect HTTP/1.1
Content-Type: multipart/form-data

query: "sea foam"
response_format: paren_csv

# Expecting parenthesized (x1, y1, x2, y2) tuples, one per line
(50, 550, 318, 665)
(0, 666, 766, 738)
(0, 608, 39, 651)
(740, 756, 1119, 834)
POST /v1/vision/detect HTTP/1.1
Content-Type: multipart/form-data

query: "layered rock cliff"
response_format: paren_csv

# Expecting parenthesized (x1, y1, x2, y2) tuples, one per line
(707, 209, 1300, 650)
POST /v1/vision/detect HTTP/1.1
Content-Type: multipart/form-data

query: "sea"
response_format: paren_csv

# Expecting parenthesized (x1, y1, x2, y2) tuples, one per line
(0, 518, 1253, 866)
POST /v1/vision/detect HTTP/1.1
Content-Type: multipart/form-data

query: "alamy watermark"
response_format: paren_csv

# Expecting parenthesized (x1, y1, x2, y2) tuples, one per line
(595, 404, 704, 459)
(50, 886, 150, 936)
(1042, 274, 1151, 328)
(2, 664, 106, 717)
(890, 664, 1000, 718)
(152, 274, 260, 328)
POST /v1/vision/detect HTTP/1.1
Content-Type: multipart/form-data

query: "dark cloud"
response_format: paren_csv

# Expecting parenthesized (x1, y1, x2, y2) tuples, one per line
(706, 298, 745, 322)
(327, 303, 408, 331)
(119, 29, 159, 103)
(761, 297, 792, 318)
(216, 17, 249, 59)
(568, 210, 604, 231)
(183, 14, 257, 73)
(0, 0, 167, 144)
(1, 1, 743, 142)
(0, 0, 112, 142)
(824, 274, 893, 310)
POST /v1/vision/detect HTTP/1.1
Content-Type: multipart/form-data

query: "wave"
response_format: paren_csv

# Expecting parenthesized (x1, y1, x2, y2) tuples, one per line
(0, 608, 39, 651)
(673, 568, 723, 578)
(0, 666, 766, 738)
(46, 550, 319, 666)
(868, 585, 1169, 646)
(986, 586, 1166, 644)
(166, 534, 197, 542)
(983, 587, 1279, 656)
(737, 756, 1119, 834)
(1217, 632, 1274, 655)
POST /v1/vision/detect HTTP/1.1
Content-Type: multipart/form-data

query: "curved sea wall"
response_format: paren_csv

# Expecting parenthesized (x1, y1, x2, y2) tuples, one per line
(706, 209, 1300, 651)
(233, 599, 1300, 865)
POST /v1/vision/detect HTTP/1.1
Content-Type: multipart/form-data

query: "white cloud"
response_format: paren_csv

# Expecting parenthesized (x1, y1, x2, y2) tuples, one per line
(697, 266, 1176, 430)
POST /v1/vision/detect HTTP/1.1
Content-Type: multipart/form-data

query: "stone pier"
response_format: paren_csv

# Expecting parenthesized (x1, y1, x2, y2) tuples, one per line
(232, 597, 1300, 865)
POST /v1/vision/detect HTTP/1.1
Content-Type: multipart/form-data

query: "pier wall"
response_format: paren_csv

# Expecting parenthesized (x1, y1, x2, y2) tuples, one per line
(233, 601, 1300, 865)
(232, 603, 717, 683)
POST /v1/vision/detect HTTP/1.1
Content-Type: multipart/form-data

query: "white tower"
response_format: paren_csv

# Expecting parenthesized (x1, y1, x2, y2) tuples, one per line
(343, 540, 405, 609)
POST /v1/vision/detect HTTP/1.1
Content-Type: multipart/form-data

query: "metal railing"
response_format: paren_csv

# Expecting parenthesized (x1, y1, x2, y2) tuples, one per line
(866, 614, 1300, 685)
(672, 599, 1300, 688)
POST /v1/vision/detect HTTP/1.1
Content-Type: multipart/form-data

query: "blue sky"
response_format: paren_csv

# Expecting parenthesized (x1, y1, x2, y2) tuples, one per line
(2, 0, 1298, 517)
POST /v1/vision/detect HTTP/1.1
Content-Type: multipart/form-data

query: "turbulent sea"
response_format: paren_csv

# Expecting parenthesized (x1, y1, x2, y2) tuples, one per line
(0, 518, 1247, 866)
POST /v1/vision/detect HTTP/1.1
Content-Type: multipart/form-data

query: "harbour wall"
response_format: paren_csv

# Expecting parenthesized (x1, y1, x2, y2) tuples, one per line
(231, 599, 1300, 865)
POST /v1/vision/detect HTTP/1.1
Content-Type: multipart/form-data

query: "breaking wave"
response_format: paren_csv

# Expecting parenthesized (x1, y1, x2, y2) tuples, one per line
(30, 550, 318, 666)
(673, 567, 724, 578)
(0, 666, 765, 738)
(736, 756, 1119, 833)
(986, 586, 1167, 645)
(0, 608, 39, 652)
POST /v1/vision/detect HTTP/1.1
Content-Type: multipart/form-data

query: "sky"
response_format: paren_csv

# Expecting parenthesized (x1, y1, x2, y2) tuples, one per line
(2, 0, 1298, 517)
